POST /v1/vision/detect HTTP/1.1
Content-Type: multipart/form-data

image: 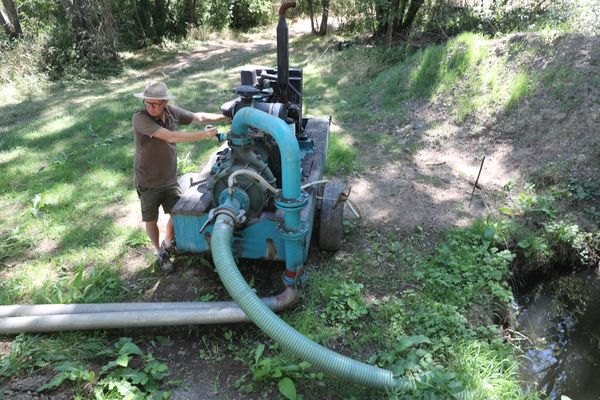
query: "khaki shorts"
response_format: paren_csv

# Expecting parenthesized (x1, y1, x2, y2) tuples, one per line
(137, 184, 182, 222)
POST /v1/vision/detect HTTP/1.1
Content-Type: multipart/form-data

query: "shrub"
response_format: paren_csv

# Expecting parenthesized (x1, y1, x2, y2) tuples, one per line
(230, 0, 276, 31)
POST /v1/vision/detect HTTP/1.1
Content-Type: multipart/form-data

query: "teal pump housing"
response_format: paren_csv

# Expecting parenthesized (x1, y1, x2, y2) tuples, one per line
(171, 109, 331, 285)
(171, 1, 341, 286)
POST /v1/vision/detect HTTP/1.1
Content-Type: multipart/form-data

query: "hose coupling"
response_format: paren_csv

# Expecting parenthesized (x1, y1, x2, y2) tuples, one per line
(282, 268, 308, 288)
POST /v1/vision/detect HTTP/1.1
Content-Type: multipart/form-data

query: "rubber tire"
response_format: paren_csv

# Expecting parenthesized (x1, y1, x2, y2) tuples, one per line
(319, 180, 345, 251)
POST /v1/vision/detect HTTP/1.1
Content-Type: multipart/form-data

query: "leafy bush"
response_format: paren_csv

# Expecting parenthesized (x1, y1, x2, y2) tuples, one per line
(234, 343, 323, 399)
(414, 224, 515, 313)
(36, 338, 170, 399)
(230, 0, 276, 31)
(320, 280, 369, 328)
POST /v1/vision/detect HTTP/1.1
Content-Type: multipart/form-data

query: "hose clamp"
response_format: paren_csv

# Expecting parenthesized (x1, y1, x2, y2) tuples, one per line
(282, 268, 308, 288)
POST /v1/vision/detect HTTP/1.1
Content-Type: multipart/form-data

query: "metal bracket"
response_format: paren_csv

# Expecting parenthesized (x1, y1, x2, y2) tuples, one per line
(199, 209, 217, 233)
(317, 185, 362, 219)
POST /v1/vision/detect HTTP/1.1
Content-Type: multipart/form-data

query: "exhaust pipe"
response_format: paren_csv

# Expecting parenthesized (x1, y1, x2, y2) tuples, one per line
(276, 1, 296, 105)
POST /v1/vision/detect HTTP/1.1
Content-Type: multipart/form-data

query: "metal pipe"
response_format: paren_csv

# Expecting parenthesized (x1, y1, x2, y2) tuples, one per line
(232, 107, 301, 201)
(0, 289, 299, 334)
(231, 107, 306, 280)
(228, 169, 280, 194)
(276, 1, 296, 104)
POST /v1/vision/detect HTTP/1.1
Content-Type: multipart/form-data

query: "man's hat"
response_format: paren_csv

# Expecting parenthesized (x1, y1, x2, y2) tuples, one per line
(134, 81, 176, 100)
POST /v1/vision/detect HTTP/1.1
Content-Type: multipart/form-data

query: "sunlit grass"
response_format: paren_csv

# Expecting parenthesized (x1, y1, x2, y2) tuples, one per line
(325, 133, 358, 175)
(506, 72, 531, 109)
(451, 340, 538, 400)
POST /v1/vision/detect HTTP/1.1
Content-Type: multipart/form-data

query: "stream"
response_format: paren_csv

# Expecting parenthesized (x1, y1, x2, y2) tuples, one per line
(516, 271, 600, 399)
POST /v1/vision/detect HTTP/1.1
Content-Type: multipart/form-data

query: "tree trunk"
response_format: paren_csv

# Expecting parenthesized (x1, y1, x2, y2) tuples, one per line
(139, 0, 158, 43)
(374, 0, 387, 35)
(386, 0, 400, 47)
(398, 0, 424, 37)
(59, 0, 89, 56)
(60, 0, 85, 33)
(318, 0, 328, 36)
(131, 0, 147, 38)
(0, 8, 14, 37)
(307, 0, 317, 34)
(1, 0, 22, 37)
(153, 0, 166, 37)
(185, 0, 196, 25)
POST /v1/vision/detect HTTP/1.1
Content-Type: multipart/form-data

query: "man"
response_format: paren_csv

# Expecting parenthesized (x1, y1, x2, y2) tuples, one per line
(132, 81, 229, 272)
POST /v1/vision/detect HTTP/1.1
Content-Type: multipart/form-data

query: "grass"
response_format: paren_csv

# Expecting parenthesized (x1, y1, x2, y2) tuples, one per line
(1, 20, 597, 399)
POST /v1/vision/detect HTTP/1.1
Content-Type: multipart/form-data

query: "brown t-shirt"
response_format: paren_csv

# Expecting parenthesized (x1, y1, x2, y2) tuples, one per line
(132, 105, 194, 188)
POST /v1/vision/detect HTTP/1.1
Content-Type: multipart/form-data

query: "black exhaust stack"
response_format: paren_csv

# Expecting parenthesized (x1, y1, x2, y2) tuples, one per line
(277, 1, 296, 105)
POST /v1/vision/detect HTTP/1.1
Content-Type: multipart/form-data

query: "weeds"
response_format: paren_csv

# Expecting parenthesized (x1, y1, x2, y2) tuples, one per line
(0, 332, 107, 379)
(40, 266, 126, 304)
(321, 281, 369, 329)
(234, 343, 324, 399)
(0, 226, 32, 265)
(34, 337, 171, 399)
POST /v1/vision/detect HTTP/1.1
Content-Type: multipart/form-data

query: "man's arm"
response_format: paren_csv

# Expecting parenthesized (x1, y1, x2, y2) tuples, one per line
(193, 112, 230, 124)
(152, 126, 219, 143)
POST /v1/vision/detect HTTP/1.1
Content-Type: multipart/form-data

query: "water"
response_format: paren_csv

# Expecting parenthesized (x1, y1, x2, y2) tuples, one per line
(516, 271, 600, 399)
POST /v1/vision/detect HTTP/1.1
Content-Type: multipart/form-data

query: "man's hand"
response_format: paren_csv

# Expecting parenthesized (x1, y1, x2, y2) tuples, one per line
(204, 126, 218, 137)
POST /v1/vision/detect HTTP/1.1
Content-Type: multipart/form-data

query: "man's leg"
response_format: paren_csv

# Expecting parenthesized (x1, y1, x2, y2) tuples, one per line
(165, 216, 174, 244)
(145, 220, 161, 251)
(138, 187, 174, 272)
(162, 184, 182, 251)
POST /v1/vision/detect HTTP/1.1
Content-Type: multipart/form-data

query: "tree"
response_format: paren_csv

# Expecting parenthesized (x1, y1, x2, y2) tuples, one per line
(307, 0, 329, 36)
(0, 0, 23, 38)
(382, 0, 425, 42)
(152, 0, 167, 38)
(319, 0, 329, 35)
(58, 0, 118, 60)
(185, 0, 196, 25)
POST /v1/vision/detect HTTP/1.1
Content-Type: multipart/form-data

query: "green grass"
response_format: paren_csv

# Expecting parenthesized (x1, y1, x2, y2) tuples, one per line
(506, 71, 531, 109)
(3, 21, 594, 399)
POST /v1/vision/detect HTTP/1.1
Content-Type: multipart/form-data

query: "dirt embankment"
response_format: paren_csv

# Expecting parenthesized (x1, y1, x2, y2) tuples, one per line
(348, 32, 600, 237)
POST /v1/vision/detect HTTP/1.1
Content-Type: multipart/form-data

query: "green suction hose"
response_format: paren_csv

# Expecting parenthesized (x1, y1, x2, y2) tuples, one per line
(211, 213, 412, 391)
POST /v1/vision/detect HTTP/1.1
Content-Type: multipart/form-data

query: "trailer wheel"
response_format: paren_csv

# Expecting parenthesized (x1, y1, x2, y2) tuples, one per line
(319, 180, 345, 251)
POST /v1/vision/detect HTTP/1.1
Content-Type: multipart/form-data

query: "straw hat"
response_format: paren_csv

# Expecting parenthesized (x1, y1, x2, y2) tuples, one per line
(133, 82, 176, 100)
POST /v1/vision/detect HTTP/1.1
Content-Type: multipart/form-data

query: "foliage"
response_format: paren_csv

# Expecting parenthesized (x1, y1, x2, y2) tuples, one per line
(34, 337, 171, 399)
(0, 332, 108, 379)
(40, 266, 127, 304)
(230, 0, 276, 31)
(234, 343, 324, 398)
(498, 183, 600, 269)
(0, 226, 32, 265)
(320, 280, 369, 328)
(414, 223, 515, 312)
